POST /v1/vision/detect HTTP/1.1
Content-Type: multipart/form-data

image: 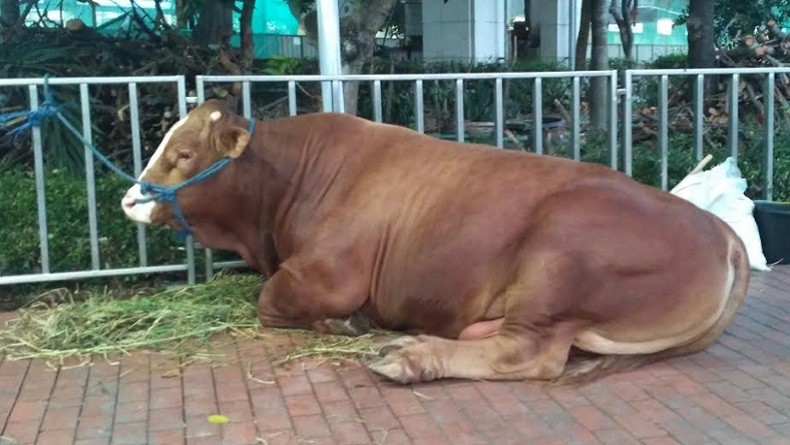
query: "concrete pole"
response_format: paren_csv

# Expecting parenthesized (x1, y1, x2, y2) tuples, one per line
(315, 0, 343, 112)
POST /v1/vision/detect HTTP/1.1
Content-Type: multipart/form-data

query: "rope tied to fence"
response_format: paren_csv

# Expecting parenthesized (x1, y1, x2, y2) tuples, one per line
(0, 76, 63, 140)
(0, 75, 243, 242)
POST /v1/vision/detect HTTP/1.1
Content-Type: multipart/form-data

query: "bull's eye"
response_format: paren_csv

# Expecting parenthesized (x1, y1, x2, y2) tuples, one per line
(177, 150, 193, 161)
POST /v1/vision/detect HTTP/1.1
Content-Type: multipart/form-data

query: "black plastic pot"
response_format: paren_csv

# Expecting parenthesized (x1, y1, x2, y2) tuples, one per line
(753, 200, 790, 265)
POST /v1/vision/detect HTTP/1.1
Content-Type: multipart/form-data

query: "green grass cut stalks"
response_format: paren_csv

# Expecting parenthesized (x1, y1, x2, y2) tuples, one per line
(0, 273, 262, 363)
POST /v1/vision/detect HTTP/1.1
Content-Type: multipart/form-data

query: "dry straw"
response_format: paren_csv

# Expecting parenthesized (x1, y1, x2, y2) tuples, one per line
(0, 273, 394, 366)
(0, 273, 261, 363)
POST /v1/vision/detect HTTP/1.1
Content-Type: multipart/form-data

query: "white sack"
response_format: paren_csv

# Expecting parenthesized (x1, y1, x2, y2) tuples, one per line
(670, 157, 770, 271)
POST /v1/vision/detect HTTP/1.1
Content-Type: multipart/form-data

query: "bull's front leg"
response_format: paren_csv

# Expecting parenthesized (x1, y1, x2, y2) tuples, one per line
(256, 258, 373, 336)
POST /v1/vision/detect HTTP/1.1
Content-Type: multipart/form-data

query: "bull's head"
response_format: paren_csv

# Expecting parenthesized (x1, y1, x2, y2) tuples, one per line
(121, 100, 252, 232)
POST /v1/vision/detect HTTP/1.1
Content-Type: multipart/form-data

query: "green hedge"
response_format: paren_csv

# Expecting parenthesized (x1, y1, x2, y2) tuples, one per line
(0, 168, 183, 277)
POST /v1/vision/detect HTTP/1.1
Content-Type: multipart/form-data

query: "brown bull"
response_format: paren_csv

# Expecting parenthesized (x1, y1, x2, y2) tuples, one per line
(122, 99, 749, 384)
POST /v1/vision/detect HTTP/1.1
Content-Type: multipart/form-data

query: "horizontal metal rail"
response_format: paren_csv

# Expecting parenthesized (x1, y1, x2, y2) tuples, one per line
(0, 76, 185, 87)
(197, 71, 617, 82)
(0, 265, 190, 285)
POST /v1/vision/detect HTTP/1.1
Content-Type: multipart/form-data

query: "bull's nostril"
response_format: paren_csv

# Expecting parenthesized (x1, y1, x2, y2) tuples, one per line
(122, 197, 136, 209)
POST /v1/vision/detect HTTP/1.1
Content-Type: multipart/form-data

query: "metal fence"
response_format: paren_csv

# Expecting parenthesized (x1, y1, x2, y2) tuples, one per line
(624, 67, 789, 198)
(0, 76, 198, 286)
(1, 67, 787, 287)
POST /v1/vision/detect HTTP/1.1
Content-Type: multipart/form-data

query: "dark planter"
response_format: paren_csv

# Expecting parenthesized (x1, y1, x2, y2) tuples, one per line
(753, 200, 790, 265)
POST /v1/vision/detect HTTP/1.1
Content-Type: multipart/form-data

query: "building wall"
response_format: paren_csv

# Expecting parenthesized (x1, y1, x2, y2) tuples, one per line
(421, 0, 506, 62)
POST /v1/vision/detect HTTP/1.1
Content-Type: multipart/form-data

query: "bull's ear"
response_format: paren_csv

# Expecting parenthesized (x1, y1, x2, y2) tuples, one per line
(208, 109, 250, 159)
(220, 126, 251, 159)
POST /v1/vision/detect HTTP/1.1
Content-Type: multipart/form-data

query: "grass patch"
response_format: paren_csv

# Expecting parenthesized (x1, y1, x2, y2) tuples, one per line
(0, 273, 262, 362)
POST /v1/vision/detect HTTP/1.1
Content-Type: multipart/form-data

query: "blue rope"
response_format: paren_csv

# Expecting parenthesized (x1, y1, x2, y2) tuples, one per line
(0, 75, 249, 241)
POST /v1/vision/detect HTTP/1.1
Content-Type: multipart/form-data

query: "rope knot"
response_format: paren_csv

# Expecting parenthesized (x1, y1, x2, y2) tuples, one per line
(27, 102, 62, 127)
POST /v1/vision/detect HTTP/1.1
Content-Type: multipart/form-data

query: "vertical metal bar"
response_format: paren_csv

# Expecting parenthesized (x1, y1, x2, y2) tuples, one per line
(196, 78, 206, 104)
(533, 77, 543, 154)
(728, 73, 739, 161)
(495, 78, 504, 148)
(177, 76, 188, 118)
(694, 74, 704, 161)
(623, 71, 633, 176)
(29, 85, 50, 274)
(205, 248, 214, 281)
(373, 80, 383, 122)
(764, 73, 775, 201)
(287, 81, 297, 116)
(242, 81, 252, 119)
(608, 72, 618, 170)
(572, 76, 581, 160)
(456, 79, 465, 143)
(80, 84, 100, 270)
(176, 76, 196, 285)
(333, 80, 345, 113)
(658, 75, 669, 191)
(415, 80, 425, 134)
(128, 83, 147, 267)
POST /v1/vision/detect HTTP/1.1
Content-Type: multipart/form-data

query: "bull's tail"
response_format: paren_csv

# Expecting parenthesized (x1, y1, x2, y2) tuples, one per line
(553, 236, 751, 386)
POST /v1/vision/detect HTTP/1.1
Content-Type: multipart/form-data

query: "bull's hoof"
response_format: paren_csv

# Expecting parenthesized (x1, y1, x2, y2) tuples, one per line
(366, 336, 435, 384)
(366, 354, 437, 384)
(365, 355, 416, 384)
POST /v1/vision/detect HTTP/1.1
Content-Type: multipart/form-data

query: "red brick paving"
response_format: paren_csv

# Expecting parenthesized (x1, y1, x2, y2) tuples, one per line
(1, 267, 790, 444)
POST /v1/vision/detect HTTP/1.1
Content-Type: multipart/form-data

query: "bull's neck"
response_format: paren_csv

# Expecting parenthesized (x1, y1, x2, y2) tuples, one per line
(200, 115, 344, 266)
(232, 120, 299, 230)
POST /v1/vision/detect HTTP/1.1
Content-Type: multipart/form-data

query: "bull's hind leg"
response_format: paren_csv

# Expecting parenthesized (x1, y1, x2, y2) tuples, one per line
(365, 323, 580, 384)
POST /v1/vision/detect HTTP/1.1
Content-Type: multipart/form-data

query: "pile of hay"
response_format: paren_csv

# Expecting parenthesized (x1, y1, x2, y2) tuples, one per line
(0, 274, 261, 362)
(0, 273, 394, 366)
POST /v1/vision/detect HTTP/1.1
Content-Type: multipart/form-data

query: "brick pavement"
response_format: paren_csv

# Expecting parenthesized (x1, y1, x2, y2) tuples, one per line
(1, 266, 789, 445)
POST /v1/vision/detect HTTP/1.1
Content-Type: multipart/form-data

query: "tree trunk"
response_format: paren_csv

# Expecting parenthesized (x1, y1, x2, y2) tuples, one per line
(288, 0, 398, 115)
(687, 0, 714, 69)
(609, 0, 637, 62)
(575, 0, 592, 70)
(192, 0, 233, 46)
(339, 0, 398, 116)
(239, 0, 256, 72)
(590, 0, 609, 131)
(687, 0, 715, 93)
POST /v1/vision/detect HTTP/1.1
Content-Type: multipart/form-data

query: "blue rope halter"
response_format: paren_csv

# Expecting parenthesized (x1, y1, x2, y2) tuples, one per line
(0, 75, 251, 241)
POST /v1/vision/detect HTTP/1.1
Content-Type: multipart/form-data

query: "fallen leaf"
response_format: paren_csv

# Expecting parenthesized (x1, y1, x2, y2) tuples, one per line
(208, 414, 229, 424)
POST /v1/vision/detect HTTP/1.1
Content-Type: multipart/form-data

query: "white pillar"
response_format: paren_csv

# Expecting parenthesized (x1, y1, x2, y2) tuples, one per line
(316, 0, 343, 112)
(422, 0, 507, 62)
(533, 0, 581, 63)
